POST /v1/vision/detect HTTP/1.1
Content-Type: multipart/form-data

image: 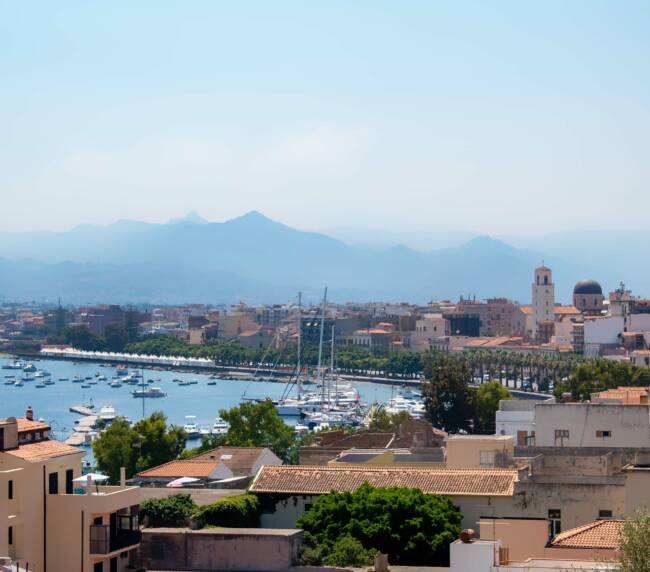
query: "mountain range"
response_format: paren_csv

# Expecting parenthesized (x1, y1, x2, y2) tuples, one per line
(0, 212, 644, 305)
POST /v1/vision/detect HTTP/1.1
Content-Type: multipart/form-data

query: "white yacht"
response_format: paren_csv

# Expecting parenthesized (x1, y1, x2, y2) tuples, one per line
(183, 416, 200, 438)
(99, 405, 116, 422)
(211, 417, 229, 435)
(109, 379, 122, 388)
(131, 386, 166, 398)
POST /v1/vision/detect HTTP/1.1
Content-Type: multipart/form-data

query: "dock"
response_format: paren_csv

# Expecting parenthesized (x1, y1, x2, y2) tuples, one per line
(69, 404, 94, 416)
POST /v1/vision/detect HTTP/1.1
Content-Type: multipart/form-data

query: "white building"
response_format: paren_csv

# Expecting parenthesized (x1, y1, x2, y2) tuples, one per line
(532, 265, 555, 339)
(495, 399, 541, 446)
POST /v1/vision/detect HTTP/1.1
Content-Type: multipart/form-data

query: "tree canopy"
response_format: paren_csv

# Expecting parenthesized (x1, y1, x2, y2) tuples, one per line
(92, 411, 186, 481)
(297, 484, 461, 566)
(218, 400, 295, 462)
(618, 510, 650, 572)
(422, 353, 474, 433)
(473, 381, 512, 434)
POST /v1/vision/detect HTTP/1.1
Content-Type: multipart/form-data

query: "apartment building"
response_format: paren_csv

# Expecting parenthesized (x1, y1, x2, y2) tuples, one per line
(0, 409, 140, 572)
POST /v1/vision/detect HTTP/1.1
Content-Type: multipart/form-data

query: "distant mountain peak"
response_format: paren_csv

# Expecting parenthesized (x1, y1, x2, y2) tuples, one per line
(228, 210, 278, 226)
(168, 211, 208, 225)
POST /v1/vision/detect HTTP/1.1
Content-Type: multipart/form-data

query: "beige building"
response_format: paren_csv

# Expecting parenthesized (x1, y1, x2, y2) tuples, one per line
(0, 409, 140, 572)
(446, 435, 514, 469)
(532, 265, 555, 340)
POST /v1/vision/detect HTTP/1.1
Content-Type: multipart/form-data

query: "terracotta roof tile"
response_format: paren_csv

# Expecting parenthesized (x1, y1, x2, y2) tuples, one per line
(551, 520, 623, 549)
(5, 439, 82, 462)
(16, 418, 50, 432)
(250, 465, 517, 497)
(137, 460, 218, 478)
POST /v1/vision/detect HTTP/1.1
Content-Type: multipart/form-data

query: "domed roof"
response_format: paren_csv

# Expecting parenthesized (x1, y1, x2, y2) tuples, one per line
(573, 280, 603, 295)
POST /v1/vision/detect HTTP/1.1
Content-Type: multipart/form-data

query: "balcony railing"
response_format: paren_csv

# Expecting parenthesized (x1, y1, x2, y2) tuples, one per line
(89, 515, 141, 555)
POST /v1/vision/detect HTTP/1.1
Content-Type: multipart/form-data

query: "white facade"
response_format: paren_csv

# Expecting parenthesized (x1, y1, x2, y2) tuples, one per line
(532, 266, 555, 338)
(534, 402, 650, 448)
(584, 314, 650, 353)
(495, 399, 538, 445)
(411, 314, 450, 352)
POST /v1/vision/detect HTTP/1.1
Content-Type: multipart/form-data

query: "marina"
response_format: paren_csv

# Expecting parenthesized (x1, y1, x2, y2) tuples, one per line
(0, 355, 398, 447)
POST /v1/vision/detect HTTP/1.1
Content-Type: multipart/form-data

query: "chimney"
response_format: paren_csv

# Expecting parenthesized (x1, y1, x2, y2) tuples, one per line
(120, 466, 126, 487)
(25, 406, 34, 421)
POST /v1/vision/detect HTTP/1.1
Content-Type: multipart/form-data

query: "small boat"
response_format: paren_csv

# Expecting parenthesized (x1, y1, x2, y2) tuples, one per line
(109, 380, 122, 388)
(2, 360, 24, 370)
(59, 377, 69, 381)
(36, 383, 46, 388)
(44, 380, 55, 385)
(81, 384, 91, 388)
(131, 387, 166, 398)
(189, 380, 199, 385)
(85, 376, 93, 380)
(99, 405, 116, 421)
(183, 416, 200, 438)
(97, 375, 107, 381)
(23, 364, 36, 373)
(72, 376, 83, 383)
(212, 417, 229, 435)
(207, 380, 217, 386)
(14, 380, 23, 387)
(4, 379, 15, 385)
(88, 380, 97, 385)
(178, 380, 191, 386)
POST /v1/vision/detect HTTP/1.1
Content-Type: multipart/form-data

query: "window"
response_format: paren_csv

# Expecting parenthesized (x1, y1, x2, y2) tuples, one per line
(554, 429, 569, 446)
(479, 450, 495, 466)
(110, 557, 118, 572)
(548, 509, 561, 535)
(66, 469, 74, 494)
(8, 526, 13, 545)
(8, 480, 13, 500)
(35, 431, 40, 440)
(599, 510, 613, 519)
(93, 562, 103, 572)
(48, 471, 59, 495)
(596, 430, 612, 438)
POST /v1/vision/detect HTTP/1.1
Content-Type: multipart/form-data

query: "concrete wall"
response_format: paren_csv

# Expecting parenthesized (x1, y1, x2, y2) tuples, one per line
(534, 403, 650, 448)
(446, 436, 514, 468)
(138, 528, 303, 571)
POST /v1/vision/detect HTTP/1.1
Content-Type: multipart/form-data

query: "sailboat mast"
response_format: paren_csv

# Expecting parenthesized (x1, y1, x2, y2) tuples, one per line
(330, 324, 335, 406)
(317, 286, 328, 409)
(296, 292, 302, 398)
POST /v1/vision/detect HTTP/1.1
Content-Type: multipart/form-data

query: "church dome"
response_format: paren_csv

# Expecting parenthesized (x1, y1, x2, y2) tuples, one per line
(573, 280, 603, 295)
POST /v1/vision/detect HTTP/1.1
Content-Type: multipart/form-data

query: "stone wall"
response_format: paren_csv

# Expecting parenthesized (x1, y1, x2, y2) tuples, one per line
(138, 528, 303, 571)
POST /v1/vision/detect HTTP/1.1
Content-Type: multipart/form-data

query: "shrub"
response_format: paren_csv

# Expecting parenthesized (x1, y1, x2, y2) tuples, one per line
(193, 494, 260, 528)
(324, 535, 377, 567)
(297, 483, 461, 566)
(141, 493, 197, 528)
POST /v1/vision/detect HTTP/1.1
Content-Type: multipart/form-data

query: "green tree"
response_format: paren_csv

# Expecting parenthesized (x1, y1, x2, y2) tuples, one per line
(297, 484, 461, 566)
(61, 325, 104, 351)
(104, 323, 129, 352)
(368, 409, 412, 432)
(473, 381, 512, 434)
(92, 412, 186, 481)
(141, 494, 196, 528)
(219, 400, 295, 462)
(422, 352, 474, 433)
(618, 510, 650, 572)
(91, 418, 136, 481)
(193, 493, 260, 528)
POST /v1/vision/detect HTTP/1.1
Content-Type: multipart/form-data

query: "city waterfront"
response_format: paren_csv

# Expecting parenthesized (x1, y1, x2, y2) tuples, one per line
(0, 355, 396, 442)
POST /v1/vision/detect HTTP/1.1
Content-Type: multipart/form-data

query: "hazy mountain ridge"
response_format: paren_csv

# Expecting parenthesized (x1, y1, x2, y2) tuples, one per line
(0, 212, 635, 304)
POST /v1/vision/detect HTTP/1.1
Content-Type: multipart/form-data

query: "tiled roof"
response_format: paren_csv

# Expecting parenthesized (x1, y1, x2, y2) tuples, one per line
(137, 448, 272, 478)
(137, 460, 218, 478)
(4, 439, 81, 462)
(16, 418, 50, 432)
(249, 465, 518, 496)
(551, 519, 623, 549)
(192, 447, 271, 474)
(554, 306, 581, 315)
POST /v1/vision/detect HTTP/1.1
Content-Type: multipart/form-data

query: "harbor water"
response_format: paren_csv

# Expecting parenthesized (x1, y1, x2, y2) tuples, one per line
(0, 356, 396, 443)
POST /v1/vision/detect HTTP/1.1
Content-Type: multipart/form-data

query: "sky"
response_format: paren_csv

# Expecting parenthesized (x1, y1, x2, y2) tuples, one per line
(1, 1, 649, 235)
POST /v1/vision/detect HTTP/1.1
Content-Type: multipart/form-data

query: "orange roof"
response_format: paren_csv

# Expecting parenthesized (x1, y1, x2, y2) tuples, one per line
(5, 440, 82, 462)
(554, 306, 581, 315)
(250, 465, 518, 497)
(551, 519, 623, 550)
(16, 418, 50, 432)
(520, 305, 533, 315)
(137, 459, 218, 478)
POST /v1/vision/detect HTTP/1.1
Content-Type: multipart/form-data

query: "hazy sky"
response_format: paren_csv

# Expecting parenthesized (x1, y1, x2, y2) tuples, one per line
(2, 1, 649, 235)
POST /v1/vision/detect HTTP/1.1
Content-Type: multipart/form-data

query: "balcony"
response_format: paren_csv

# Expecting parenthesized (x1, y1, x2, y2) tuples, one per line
(89, 514, 141, 555)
